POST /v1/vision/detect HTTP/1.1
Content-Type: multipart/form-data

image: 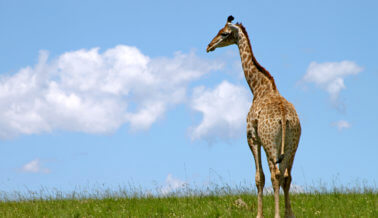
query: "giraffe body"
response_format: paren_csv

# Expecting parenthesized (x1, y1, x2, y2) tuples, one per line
(207, 16, 301, 218)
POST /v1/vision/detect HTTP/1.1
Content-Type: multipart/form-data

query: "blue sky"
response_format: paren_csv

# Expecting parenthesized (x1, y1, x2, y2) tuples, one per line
(0, 0, 377, 194)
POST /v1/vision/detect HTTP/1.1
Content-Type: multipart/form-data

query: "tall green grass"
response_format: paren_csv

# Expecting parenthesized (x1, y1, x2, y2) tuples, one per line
(0, 184, 376, 217)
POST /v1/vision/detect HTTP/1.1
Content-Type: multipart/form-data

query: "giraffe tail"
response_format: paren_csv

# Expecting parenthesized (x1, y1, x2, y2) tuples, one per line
(276, 114, 286, 164)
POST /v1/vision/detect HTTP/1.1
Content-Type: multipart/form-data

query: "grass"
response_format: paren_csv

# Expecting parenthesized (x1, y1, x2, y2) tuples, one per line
(0, 185, 376, 217)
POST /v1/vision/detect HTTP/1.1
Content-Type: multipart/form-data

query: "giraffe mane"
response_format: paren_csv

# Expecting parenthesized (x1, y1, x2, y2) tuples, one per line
(236, 23, 277, 90)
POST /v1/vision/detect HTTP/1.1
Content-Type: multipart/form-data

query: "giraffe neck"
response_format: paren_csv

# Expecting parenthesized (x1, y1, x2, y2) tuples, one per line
(236, 25, 277, 99)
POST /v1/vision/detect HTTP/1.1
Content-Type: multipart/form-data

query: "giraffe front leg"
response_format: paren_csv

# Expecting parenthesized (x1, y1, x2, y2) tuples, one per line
(247, 126, 265, 218)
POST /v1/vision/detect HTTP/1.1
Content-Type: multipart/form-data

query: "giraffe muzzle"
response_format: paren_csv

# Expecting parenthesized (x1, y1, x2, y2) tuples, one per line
(206, 45, 215, 53)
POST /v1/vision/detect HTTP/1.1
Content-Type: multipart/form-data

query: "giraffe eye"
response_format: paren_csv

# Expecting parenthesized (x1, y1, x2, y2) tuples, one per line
(221, 32, 230, 37)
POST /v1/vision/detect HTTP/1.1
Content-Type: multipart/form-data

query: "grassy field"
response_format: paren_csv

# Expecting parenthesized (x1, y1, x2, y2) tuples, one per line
(0, 188, 376, 217)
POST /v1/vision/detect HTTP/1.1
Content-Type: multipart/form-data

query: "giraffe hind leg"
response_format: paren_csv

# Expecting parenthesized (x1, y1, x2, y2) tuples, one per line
(280, 148, 297, 218)
(282, 168, 295, 218)
(268, 159, 281, 218)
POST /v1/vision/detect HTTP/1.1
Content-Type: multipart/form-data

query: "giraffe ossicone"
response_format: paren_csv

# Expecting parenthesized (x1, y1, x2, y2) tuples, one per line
(227, 15, 234, 22)
(207, 16, 301, 218)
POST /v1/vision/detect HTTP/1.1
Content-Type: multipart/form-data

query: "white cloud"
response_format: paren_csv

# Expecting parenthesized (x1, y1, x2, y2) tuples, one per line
(263, 184, 305, 194)
(160, 174, 186, 195)
(302, 61, 363, 109)
(21, 158, 50, 174)
(190, 81, 250, 141)
(332, 120, 351, 131)
(0, 45, 222, 138)
(290, 184, 306, 194)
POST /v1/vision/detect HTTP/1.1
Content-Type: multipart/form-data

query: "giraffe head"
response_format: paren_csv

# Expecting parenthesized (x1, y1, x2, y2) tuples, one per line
(206, 15, 240, 53)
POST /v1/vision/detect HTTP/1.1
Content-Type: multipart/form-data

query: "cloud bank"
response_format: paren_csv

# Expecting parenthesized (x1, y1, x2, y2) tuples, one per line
(0, 45, 222, 138)
(302, 61, 363, 110)
(190, 81, 250, 141)
(160, 174, 186, 195)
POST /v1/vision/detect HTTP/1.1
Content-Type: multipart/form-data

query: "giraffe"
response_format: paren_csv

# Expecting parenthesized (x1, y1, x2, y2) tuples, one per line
(206, 16, 301, 218)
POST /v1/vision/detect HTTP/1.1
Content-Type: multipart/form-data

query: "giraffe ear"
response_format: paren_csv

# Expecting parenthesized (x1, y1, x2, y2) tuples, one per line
(228, 23, 239, 31)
